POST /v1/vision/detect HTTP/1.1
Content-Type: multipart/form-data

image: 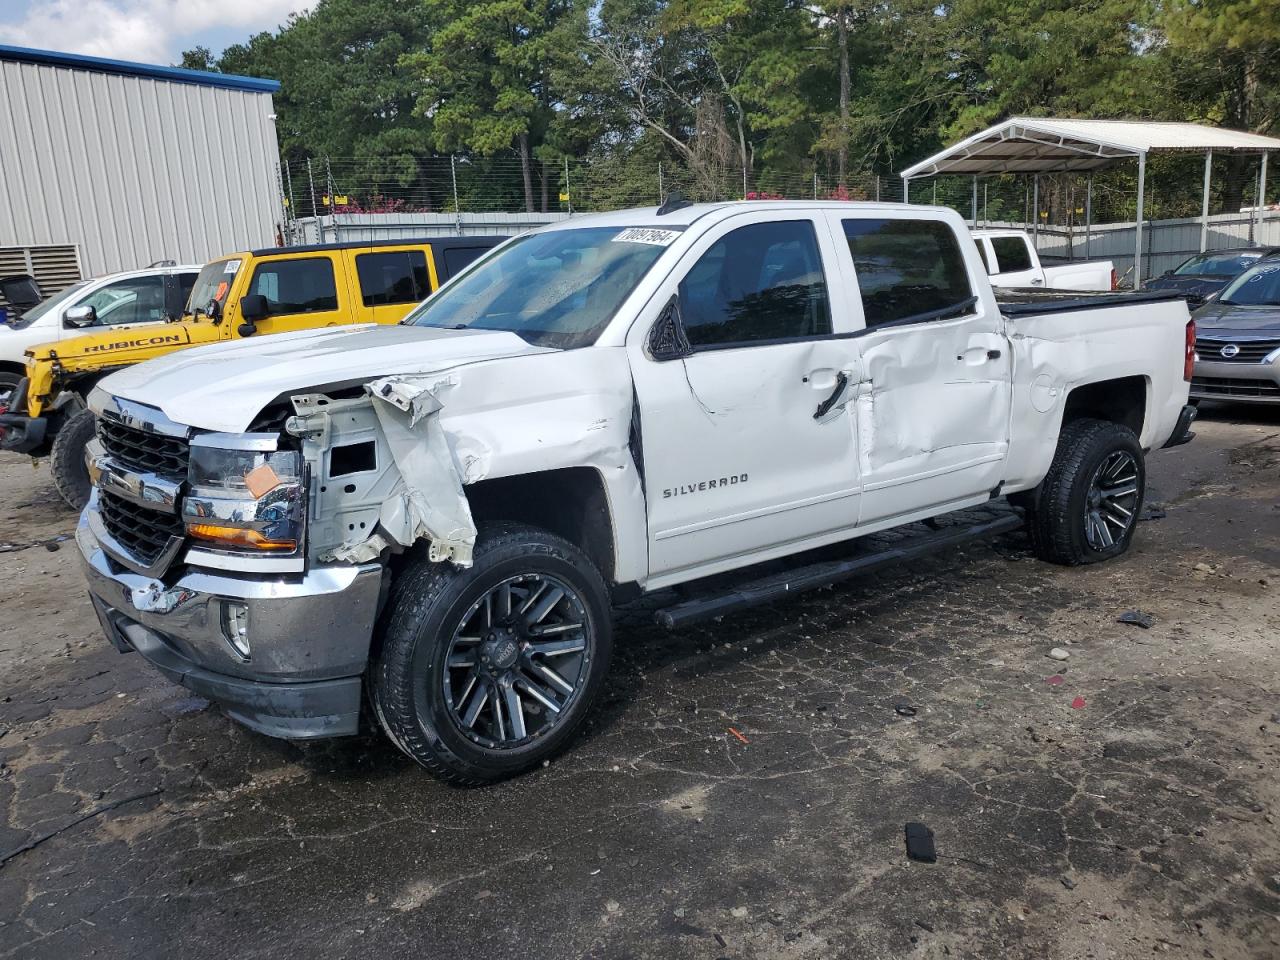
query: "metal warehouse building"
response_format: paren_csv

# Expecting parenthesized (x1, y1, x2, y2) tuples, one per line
(0, 45, 282, 289)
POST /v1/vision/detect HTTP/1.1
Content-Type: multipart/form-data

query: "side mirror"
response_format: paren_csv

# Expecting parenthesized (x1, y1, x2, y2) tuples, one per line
(64, 305, 97, 328)
(237, 294, 268, 336)
(648, 297, 691, 362)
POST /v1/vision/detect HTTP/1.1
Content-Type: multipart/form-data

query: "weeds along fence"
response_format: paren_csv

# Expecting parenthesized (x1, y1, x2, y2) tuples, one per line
(279, 155, 1279, 281)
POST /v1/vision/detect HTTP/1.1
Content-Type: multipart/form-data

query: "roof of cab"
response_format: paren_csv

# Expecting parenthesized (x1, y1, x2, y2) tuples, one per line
(544, 199, 951, 231)
(245, 236, 508, 258)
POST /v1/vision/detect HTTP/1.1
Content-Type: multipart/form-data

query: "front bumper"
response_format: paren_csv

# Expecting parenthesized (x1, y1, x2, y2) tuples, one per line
(0, 412, 47, 455)
(78, 513, 384, 739)
(1191, 356, 1280, 404)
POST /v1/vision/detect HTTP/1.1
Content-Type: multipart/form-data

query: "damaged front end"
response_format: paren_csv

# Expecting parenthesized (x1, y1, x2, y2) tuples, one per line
(285, 374, 478, 567)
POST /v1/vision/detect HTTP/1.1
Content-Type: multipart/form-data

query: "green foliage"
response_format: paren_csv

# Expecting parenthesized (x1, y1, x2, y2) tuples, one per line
(186, 0, 1280, 206)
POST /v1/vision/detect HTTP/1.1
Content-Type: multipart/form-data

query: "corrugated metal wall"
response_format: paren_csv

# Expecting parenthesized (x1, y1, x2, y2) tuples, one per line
(0, 58, 281, 276)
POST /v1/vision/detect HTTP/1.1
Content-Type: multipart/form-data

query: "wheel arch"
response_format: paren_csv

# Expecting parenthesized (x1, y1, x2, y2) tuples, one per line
(1061, 375, 1148, 440)
(464, 467, 619, 586)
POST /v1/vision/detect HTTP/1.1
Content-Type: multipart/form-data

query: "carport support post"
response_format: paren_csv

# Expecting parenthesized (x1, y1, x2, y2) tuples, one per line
(1085, 176, 1093, 260)
(1200, 151, 1213, 252)
(1134, 152, 1147, 291)
(1032, 175, 1040, 247)
(902, 176, 909, 204)
(1257, 152, 1270, 242)
(971, 175, 978, 226)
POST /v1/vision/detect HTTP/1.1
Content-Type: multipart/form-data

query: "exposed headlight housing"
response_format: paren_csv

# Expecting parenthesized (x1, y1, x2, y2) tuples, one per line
(183, 434, 305, 554)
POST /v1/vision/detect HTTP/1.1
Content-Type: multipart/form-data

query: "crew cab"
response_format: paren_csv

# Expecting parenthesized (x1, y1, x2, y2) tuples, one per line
(76, 201, 1195, 784)
(972, 229, 1116, 291)
(1, 237, 503, 508)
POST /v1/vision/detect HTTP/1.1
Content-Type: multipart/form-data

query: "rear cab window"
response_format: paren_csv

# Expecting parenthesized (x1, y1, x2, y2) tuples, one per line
(841, 218, 975, 329)
(990, 235, 1034, 273)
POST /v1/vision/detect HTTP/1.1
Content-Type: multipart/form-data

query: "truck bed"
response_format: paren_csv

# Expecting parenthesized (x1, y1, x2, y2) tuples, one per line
(996, 288, 1188, 317)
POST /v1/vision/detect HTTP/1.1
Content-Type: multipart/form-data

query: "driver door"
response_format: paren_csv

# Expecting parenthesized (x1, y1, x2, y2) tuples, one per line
(237, 254, 351, 336)
(627, 212, 863, 585)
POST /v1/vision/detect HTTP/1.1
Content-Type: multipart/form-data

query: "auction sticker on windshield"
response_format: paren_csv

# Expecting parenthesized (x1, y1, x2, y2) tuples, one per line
(613, 228, 681, 246)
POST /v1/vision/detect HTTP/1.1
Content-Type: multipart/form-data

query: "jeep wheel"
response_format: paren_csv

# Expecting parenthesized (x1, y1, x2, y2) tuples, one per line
(50, 409, 96, 509)
(372, 524, 613, 785)
(0, 371, 19, 409)
(1025, 418, 1145, 566)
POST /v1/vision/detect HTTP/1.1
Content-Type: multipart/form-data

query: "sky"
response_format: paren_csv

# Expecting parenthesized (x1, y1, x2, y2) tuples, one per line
(0, 0, 313, 69)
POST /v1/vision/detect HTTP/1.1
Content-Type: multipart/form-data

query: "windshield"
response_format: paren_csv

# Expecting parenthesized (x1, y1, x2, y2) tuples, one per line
(403, 226, 675, 348)
(1219, 261, 1280, 306)
(187, 258, 242, 319)
(6, 280, 90, 329)
(1173, 251, 1263, 277)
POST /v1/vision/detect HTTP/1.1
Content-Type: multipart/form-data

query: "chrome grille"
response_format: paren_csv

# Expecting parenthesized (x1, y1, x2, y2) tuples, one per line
(98, 491, 184, 566)
(1191, 376, 1280, 398)
(1196, 338, 1280, 364)
(98, 419, 189, 481)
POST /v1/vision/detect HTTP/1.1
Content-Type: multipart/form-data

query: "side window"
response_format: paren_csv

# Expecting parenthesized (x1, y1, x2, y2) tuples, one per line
(248, 258, 338, 315)
(679, 220, 831, 347)
(991, 236, 1033, 273)
(356, 251, 431, 306)
(442, 246, 490, 281)
(79, 276, 167, 326)
(177, 272, 198, 310)
(842, 218, 973, 328)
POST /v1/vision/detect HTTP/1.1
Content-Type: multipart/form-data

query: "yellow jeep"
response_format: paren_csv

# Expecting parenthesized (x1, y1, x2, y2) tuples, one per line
(0, 236, 503, 506)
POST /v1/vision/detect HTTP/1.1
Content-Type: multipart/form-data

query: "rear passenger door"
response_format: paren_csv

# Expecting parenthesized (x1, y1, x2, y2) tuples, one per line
(826, 213, 1012, 527)
(352, 247, 435, 323)
(240, 254, 349, 335)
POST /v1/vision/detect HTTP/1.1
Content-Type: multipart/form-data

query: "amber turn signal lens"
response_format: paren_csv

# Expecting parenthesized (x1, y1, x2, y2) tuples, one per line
(187, 523, 296, 551)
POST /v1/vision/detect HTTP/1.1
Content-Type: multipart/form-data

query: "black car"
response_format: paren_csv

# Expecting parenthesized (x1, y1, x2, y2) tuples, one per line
(1190, 259, 1280, 404)
(1147, 247, 1280, 304)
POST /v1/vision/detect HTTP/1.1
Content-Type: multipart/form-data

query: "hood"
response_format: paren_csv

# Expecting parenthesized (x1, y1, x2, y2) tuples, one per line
(1192, 300, 1280, 337)
(1146, 275, 1226, 299)
(25, 319, 215, 365)
(100, 323, 554, 433)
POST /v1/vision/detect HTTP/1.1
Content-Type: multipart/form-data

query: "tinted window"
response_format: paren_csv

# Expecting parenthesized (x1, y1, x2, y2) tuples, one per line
(842, 219, 973, 327)
(249, 258, 338, 315)
(356, 251, 430, 306)
(82, 276, 167, 326)
(679, 221, 831, 347)
(443, 246, 490, 280)
(177, 272, 198, 306)
(991, 236, 1034, 273)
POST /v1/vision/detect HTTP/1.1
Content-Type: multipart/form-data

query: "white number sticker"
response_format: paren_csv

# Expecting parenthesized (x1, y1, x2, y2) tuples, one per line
(223, 259, 242, 274)
(612, 228, 680, 246)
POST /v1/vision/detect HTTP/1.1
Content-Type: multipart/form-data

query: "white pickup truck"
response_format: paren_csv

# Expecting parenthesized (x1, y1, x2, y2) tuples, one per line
(972, 229, 1116, 291)
(77, 201, 1195, 783)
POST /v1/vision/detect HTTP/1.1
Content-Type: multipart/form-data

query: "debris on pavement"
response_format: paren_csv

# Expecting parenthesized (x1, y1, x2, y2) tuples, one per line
(0, 788, 163, 867)
(1045, 675, 1065, 686)
(1117, 610, 1155, 629)
(1061, 876, 1077, 890)
(1070, 696, 1087, 710)
(904, 822, 937, 863)
(1047, 647, 1070, 661)
(894, 703, 918, 717)
(727, 727, 750, 744)
(1139, 505, 1167, 521)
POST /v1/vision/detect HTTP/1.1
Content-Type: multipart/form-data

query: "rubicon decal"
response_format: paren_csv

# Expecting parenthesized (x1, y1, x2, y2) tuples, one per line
(663, 474, 748, 498)
(84, 333, 188, 353)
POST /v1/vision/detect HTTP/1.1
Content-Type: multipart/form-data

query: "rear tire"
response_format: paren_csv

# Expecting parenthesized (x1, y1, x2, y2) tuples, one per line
(1025, 418, 1145, 566)
(51, 409, 96, 509)
(372, 523, 613, 785)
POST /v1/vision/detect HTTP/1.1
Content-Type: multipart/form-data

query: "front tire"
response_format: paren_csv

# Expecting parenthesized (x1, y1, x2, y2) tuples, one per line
(0, 371, 20, 410)
(50, 409, 96, 509)
(1025, 418, 1145, 566)
(372, 524, 613, 785)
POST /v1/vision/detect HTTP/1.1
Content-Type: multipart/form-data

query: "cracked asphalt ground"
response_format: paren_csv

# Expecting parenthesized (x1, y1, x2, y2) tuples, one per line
(2, 407, 1278, 960)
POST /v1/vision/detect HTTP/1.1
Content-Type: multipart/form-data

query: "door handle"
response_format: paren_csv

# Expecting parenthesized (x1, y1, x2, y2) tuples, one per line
(813, 371, 850, 420)
(987, 349, 1002, 360)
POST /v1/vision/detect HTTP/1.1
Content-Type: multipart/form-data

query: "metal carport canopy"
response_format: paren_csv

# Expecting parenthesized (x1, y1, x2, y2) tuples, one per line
(899, 117, 1280, 287)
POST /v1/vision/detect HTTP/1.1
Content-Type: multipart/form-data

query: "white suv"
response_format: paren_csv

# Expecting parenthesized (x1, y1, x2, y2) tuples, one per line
(0, 264, 201, 407)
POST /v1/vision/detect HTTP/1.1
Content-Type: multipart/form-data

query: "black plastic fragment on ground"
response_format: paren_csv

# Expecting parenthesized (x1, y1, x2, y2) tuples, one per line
(904, 822, 937, 863)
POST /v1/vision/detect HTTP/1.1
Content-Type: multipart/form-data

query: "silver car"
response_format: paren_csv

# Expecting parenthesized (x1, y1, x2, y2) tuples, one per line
(1191, 258, 1280, 404)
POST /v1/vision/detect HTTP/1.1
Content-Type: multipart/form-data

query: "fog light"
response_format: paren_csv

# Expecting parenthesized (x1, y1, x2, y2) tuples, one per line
(221, 602, 251, 661)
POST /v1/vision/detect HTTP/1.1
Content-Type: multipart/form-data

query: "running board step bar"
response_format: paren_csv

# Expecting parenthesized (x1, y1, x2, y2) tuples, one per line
(653, 513, 1023, 630)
